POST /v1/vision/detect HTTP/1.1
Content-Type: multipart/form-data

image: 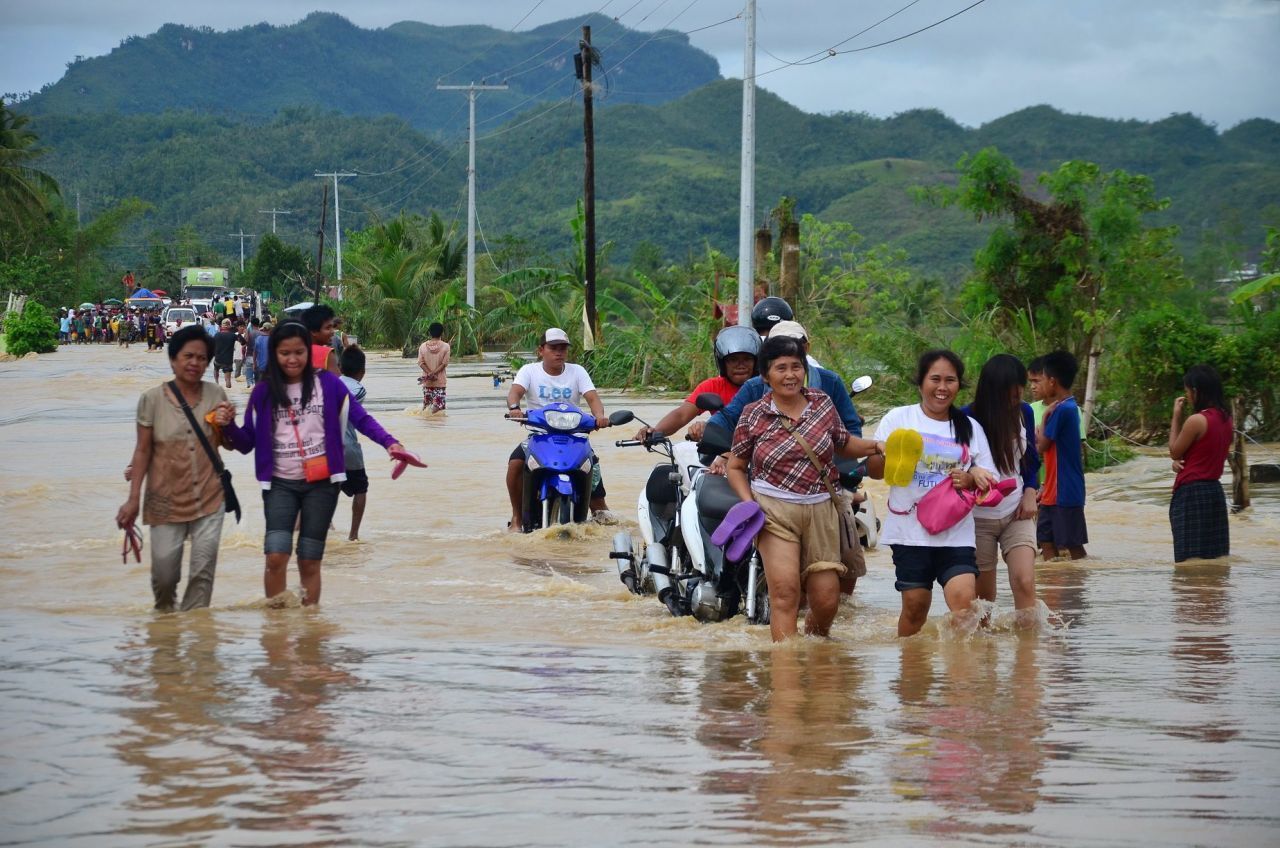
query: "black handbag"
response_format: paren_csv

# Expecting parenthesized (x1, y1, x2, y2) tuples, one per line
(167, 381, 242, 523)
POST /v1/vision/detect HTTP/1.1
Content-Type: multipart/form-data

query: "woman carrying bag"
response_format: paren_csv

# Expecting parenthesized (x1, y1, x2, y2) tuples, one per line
(224, 322, 408, 606)
(116, 325, 238, 611)
(726, 335, 884, 642)
(867, 350, 996, 637)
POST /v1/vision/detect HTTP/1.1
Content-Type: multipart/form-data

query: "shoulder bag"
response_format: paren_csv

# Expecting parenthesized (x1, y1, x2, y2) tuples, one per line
(778, 420, 866, 579)
(167, 382, 242, 523)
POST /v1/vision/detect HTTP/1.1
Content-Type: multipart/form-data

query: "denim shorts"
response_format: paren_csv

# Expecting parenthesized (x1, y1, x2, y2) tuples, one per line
(890, 544, 978, 592)
(263, 477, 341, 560)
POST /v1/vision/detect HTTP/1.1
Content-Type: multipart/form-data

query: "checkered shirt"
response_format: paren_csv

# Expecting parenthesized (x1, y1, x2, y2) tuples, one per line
(731, 388, 849, 496)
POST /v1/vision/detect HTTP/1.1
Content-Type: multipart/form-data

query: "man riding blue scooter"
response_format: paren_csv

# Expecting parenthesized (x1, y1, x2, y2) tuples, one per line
(505, 328, 617, 532)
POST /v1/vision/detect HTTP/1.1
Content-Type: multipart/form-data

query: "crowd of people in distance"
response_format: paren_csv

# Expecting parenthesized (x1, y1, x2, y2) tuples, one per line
(108, 294, 1236, 639)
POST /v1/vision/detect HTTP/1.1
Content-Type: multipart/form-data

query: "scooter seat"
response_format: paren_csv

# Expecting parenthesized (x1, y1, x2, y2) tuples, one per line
(696, 474, 742, 525)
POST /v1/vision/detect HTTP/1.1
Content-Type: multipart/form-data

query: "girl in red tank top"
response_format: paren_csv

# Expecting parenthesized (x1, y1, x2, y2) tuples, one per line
(1168, 365, 1232, 562)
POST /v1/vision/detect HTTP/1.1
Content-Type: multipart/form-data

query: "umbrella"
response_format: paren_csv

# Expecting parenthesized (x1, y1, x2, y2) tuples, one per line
(79, 302, 95, 310)
(152, 289, 167, 296)
(103, 298, 123, 306)
(282, 301, 314, 313)
(131, 287, 157, 299)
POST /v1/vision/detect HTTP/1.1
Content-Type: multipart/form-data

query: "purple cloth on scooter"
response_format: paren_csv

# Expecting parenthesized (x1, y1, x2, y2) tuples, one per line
(709, 500, 765, 562)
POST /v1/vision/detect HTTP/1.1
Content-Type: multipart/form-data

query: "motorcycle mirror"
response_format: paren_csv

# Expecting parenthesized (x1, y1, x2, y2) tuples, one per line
(849, 375, 873, 394)
(694, 392, 724, 412)
(608, 410, 635, 426)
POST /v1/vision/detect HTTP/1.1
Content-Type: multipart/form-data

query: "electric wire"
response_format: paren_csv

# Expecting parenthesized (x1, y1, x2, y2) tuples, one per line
(349, 100, 469, 177)
(751, 0, 989, 82)
(757, 0, 924, 69)
(510, 0, 547, 31)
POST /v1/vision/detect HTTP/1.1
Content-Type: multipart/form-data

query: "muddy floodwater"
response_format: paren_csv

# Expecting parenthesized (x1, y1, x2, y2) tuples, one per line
(2, 345, 1278, 846)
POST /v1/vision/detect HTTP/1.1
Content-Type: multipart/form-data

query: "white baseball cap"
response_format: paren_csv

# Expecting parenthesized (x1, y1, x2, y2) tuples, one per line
(542, 327, 570, 345)
(769, 320, 808, 341)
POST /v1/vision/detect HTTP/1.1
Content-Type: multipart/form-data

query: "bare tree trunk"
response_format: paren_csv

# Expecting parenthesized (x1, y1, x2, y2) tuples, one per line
(1081, 329, 1102, 438)
(754, 226, 773, 294)
(641, 353, 653, 386)
(1229, 397, 1250, 512)
(779, 221, 800, 304)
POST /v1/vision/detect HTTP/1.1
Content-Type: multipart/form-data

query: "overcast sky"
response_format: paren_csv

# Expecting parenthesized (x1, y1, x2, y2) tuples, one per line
(3, 0, 1277, 128)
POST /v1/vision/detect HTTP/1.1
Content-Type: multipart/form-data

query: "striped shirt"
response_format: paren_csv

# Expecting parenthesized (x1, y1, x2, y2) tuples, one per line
(731, 388, 848, 497)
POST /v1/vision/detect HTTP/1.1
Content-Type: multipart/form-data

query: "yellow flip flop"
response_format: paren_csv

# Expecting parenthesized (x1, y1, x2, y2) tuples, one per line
(883, 428, 923, 487)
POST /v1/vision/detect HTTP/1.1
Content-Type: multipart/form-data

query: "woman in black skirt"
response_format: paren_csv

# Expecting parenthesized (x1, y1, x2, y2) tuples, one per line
(1168, 365, 1233, 562)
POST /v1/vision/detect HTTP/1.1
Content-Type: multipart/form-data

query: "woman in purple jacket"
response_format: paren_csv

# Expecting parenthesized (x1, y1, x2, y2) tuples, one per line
(226, 322, 405, 606)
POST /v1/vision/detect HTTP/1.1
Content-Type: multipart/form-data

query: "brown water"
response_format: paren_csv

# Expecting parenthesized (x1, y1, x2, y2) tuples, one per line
(2, 345, 1279, 846)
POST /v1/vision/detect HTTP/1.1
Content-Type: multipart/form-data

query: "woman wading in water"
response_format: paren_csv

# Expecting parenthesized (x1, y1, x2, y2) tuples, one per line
(225, 322, 407, 605)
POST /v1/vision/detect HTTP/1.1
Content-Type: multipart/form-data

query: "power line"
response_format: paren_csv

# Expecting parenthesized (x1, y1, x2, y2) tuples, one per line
(758, 0, 925, 69)
(510, 0, 547, 31)
(751, 0, 989, 82)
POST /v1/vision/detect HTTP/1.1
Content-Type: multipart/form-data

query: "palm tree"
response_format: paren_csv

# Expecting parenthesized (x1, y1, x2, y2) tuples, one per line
(345, 212, 465, 356)
(0, 100, 60, 231)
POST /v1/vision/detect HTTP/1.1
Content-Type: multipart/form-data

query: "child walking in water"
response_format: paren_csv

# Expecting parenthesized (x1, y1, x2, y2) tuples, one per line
(1033, 350, 1087, 560)
(225, 323, 407, 605)
(1168, 364, 1233, 562)
(339, 346, 371, 542)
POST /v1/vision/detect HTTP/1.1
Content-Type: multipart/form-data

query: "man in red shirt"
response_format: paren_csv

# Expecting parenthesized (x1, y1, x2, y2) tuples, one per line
(633, 326, 760, 442)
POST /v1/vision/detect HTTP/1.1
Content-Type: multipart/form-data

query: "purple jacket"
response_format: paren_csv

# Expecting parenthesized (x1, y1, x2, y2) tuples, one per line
(226, 370, 398, 488)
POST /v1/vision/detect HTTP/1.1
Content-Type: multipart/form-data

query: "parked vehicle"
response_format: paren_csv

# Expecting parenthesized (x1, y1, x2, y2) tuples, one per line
(162, 307, 198, 335)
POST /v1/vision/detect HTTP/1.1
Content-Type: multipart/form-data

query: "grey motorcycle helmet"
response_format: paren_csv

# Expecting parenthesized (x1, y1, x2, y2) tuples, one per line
(750, 296, 794, 335)
(713, 325, 763, 380)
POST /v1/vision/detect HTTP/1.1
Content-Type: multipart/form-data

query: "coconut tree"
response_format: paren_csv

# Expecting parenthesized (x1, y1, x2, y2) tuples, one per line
(345, 212, 464, 356)
(0, 100, 60, 233)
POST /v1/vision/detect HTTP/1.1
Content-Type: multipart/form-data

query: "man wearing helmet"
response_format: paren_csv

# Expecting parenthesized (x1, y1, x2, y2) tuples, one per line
(706, 319, 864, 445)
(750, 296, 794, 337)
(634, 326, 761, 442)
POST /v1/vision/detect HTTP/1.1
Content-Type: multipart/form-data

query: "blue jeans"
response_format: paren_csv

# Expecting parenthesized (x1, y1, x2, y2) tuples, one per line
(262, 478, 340, 560)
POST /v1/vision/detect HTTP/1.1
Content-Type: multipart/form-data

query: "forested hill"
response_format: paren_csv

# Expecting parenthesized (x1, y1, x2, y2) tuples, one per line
(15, 12, 721, 132)
(26, 83, 1280, 276)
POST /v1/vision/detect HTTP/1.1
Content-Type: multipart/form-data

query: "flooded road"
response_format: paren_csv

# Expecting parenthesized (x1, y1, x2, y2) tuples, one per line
(2, 345, 1278, 846)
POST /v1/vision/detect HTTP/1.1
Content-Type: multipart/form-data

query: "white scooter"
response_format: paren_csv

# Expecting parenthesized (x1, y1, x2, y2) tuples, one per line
(611, 394, 770, 623)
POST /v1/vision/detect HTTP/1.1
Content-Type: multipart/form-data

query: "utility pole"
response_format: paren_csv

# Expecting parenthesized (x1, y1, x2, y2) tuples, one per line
(315, 181, 329, 303)
(436, 81, 508, 308)
(229, 229, 256, 273)
(258, 208, 292, 234)
(314, 171, 356, 292)
(577, 26, 598, 346)
(737, 0, 757, 327)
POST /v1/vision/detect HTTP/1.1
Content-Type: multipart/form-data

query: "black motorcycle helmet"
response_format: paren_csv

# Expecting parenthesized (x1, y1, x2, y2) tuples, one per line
(713, 325, 762, 381)
(750, 296, 794, 335)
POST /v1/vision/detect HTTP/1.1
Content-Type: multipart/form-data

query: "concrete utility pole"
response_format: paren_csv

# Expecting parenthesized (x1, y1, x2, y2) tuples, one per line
(436, 81, 508, 308)
(314, 171, 356, 289)
(737, 0, 757, 327)
(258, 208, 292, 234)
(229, 230, 256, 273)
(578, 26, 598, 346)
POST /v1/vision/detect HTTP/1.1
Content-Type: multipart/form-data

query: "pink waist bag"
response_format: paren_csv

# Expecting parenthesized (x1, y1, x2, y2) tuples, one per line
(890, 444, 1020, 534)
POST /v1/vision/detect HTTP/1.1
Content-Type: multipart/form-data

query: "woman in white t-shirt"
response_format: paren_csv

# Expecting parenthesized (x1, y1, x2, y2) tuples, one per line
(868, 350, 996, 637)
(963, 354, 1041, 626)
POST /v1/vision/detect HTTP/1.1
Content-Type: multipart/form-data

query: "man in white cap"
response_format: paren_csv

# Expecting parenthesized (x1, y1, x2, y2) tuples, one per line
(504, 328, 615, 531)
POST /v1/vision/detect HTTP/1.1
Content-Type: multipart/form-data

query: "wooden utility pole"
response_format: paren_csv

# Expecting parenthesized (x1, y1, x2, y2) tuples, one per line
(314, 181, 329, 303)
(579, 26, 598, 346)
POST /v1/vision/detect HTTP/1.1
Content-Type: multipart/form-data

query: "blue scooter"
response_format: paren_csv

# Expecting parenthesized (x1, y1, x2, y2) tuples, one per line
(511, 402, 633, 532)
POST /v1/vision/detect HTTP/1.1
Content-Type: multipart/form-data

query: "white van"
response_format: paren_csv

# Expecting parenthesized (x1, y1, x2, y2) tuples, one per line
(164, 307, 198, 335)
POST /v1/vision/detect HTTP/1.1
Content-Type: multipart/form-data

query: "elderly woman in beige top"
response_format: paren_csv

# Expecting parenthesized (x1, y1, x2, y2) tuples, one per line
(117, 325, 235, 611)
(417, 322, 450, 413)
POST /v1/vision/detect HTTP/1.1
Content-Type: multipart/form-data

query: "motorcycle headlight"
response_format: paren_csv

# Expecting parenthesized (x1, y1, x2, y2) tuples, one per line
(543, 410, 583, 431)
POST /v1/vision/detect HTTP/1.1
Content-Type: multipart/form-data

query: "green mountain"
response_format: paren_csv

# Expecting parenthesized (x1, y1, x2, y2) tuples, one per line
(19, 33, 1280, 278)
(16, 12, 720, 132)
